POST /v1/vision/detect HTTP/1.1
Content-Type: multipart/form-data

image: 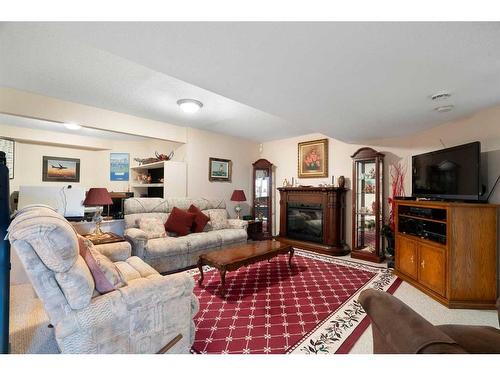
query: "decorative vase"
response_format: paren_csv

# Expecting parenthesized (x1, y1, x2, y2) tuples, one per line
(337, 175, 345, 188)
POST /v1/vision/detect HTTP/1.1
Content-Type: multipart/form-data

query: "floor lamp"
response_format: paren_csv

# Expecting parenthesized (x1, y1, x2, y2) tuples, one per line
(0, 151, 11, 354)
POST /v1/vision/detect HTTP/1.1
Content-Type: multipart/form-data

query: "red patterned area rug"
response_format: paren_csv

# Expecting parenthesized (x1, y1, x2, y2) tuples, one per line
(188, 249, 401, 354)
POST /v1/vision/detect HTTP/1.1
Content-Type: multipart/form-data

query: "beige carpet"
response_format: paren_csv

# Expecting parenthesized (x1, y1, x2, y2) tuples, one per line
(9, 284, 59, 354)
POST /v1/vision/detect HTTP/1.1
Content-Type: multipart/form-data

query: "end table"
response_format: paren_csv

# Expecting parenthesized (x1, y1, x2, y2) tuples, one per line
(83, 232, 125, 246)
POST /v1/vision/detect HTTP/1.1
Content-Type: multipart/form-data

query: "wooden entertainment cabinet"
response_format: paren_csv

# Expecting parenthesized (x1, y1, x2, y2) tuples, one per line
(394, 199, 499, 309)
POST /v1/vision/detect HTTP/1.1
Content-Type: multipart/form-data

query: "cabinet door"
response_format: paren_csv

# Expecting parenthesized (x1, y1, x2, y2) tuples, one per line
(418, 243, 446, 297)
(396, 235, 418, 279)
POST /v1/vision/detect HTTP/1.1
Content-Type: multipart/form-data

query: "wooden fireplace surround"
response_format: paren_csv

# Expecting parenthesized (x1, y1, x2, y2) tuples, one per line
(277, 186, 349, 256)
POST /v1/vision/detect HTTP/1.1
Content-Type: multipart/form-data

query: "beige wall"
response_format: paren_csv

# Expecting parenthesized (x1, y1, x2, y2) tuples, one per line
(260, 133, 408, 242)
(5, 128, 185, 286)
(0, 87, 187, 143)
(185, 127, 260, 218)
(6, 90, 500, 286)
(261, 104, 500, 246)
(6, 124, 258, 284)
(8, 132, 184, 191)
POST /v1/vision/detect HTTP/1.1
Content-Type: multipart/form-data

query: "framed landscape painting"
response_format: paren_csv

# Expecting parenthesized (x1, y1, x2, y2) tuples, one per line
(110, 152, 130, 181)
(298, 138, 329, 178)
(42, 156, 80, 182)
(209, 157, 232, 182)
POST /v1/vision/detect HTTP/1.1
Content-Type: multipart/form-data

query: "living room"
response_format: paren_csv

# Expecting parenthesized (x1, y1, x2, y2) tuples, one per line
(1, 2, 500, 373)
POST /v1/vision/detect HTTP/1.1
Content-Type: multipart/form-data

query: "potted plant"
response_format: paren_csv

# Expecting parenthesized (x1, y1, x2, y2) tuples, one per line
(385, 161, 406, 267)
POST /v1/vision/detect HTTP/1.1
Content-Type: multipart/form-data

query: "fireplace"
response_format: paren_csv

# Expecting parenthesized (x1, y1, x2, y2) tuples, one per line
(278, 186, 349, 256)
(287, 203, 323, 243)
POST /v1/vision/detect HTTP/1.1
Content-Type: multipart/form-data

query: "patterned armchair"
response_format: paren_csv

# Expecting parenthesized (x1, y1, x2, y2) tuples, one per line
(8, 205, 199, 354)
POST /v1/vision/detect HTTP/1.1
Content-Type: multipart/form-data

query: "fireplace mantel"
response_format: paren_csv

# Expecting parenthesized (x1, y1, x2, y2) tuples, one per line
(277, 186, 343, 193)
(277, 186, 349, 256)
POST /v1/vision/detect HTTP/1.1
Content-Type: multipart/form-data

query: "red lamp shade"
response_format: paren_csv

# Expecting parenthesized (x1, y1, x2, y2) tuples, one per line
(83, 188, 113, 206)
(230, 190, 247, 202)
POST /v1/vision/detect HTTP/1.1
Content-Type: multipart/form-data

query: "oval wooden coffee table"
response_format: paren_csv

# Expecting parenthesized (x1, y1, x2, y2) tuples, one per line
(197, 240, 294, 296)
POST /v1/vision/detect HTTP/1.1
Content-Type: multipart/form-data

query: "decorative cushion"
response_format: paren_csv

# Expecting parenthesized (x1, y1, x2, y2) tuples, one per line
(207, 209, 229, 231)
(188, 204, 210, 233)
(137, 217, 168, 239)
(164, 207, 196, 236)
(78, 236, 126, 294)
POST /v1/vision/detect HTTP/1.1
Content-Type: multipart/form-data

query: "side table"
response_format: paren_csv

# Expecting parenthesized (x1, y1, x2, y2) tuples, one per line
(246, 220, 273, 241)
(83, 232, 125, 246)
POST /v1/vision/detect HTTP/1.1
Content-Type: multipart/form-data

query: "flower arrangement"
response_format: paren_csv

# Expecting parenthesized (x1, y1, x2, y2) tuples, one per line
(381, 161, 406, 258)
(387, 161, 406, 231)
(304, 149, 321, 170)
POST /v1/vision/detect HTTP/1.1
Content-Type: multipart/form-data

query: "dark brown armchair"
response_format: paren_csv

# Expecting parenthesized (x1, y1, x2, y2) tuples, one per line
(358, 289, 500, 354)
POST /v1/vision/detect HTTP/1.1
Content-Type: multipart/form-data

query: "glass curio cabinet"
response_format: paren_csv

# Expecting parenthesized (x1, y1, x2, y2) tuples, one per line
(252, 159, 273, 239)
(351, 147, 385, 263)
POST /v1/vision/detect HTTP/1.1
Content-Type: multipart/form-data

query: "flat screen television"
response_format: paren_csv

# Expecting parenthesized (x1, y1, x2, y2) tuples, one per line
(412, 141, 481, 201)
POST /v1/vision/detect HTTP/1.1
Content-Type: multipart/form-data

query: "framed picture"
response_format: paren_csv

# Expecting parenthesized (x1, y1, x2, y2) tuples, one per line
(42, 156, 80, 182)
(110, 153, 130, 181)
(209, 157, 232, 182)
(298, 138, 329, 178)
(0, 138, 14, 179)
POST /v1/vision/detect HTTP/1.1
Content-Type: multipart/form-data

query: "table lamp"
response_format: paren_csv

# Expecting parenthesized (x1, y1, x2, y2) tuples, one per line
(83, 188, 113, 238)
(230, 190, 246, 219)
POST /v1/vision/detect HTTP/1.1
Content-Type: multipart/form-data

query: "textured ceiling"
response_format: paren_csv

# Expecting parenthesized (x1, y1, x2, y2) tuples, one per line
(0, 113, 145, 141)
(2, 22, 500, 142)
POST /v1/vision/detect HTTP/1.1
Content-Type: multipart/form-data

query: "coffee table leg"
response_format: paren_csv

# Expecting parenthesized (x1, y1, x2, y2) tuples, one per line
(220, 268, 227, 296)
(288, 248, 295, 267)
(197, 258, 204, 286)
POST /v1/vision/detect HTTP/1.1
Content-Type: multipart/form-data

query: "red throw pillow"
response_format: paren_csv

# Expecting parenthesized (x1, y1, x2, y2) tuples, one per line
(165, 207, 196, 236)
(188, 204, 210, 233)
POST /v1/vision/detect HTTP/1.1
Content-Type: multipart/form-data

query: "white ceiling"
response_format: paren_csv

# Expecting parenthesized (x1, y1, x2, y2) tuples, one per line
(0, 23, 295, 142)
(2, 22, 500, 143)
(0, 113, 145, 141)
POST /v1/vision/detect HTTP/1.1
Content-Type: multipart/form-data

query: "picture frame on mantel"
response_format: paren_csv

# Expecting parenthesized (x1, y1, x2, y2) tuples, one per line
(297, 138, 329, 178)
(209, 157, 232, 182)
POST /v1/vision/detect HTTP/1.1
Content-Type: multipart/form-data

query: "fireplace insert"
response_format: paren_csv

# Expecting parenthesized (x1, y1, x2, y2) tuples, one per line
(287, 203, 323, 243)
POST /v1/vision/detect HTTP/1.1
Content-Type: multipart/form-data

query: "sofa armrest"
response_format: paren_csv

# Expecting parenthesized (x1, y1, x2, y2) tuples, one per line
(55, 272, 199, 353)
(94, 241, 131, 262)
(358, 289, 466, 354)
(227, 219, 248, 230)
(124, 228, 148, 258)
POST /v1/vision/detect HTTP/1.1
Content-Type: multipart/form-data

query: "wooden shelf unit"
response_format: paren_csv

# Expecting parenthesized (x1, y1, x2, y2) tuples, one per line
(394, 199, 499, 309)
(130, 160, 186, 198)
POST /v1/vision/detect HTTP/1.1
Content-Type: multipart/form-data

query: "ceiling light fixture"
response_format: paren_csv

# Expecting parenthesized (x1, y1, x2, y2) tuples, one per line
(64, 122, 82, 130)
(434, 105, 454, 113)
(430, 91, 452, 101)
(177, 99, 203, 114)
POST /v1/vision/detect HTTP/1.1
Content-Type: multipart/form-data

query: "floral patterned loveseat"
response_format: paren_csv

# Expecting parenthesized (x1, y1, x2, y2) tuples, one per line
(124, 198, 248, 273)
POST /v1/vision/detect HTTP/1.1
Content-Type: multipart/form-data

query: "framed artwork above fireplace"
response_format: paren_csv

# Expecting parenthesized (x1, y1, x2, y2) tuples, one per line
(297, 138, 328, 178)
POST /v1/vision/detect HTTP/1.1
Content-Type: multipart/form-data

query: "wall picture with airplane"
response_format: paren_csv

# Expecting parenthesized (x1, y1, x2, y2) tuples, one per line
(42, 156, 80, 182)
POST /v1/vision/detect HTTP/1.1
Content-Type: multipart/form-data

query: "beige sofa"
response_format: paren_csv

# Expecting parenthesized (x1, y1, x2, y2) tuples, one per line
(124, 198, 248, 273)
(8, 205, 199, 354)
